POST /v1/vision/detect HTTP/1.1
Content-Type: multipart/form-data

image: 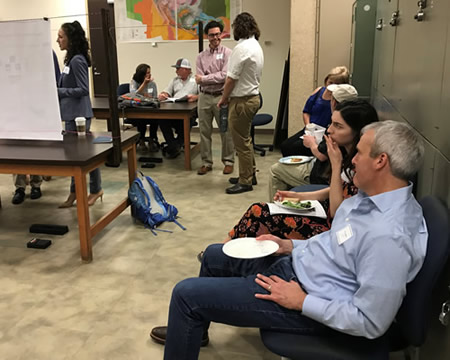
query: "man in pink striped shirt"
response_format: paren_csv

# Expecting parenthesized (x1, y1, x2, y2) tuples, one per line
(195, 21, 235, 176)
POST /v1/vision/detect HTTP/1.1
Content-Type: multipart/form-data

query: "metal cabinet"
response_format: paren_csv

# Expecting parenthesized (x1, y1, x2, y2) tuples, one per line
(372, 0, 399, 100)
(371, 1, 450, 358)
(390, 0, 449, 148)
(350, 0, 377, 99)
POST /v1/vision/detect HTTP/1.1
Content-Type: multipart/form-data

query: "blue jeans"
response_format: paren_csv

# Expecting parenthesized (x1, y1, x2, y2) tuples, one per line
(164, 244, 330, 360)
(65, 119, 102, 194)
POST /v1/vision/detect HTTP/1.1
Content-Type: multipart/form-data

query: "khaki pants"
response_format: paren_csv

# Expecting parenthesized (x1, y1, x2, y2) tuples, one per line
(13, 174, 42, 189)
(198, 93, 234, 167)
(268, 161, 314, 200)
(228, 95, 260, 185)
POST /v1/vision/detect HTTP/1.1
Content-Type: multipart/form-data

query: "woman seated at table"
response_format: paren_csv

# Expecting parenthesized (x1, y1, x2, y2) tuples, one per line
(129, 63, 159, 152)
(56, 21, 103, 208)
(226, 99, 378, 241)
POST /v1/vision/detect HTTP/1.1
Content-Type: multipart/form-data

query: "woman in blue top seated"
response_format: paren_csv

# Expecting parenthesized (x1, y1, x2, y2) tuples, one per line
(129, 63, 159, 152)
(281, 66, 349, 157)
(57, 21, 103, 208)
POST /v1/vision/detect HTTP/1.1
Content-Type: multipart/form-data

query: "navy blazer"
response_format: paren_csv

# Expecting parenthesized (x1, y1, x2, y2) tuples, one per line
(58, 54, 93, 121)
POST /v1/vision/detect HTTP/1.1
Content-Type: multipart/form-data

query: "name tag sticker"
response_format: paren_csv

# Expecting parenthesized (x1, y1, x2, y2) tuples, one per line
(336, 225, 353, 245)
(216, 53, 224, 60)
(148, 88, 153, 94)
(63, 66, 70, 74)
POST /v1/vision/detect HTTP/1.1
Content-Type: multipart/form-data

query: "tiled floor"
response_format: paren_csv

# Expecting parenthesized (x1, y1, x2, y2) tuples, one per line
(0, 120, 280, 360)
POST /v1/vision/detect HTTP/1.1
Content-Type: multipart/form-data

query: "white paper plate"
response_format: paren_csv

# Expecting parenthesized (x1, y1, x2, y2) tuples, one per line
(274, 200, 315, 211)
(222, 237, 279, 259)
(279, 156, 312, 165)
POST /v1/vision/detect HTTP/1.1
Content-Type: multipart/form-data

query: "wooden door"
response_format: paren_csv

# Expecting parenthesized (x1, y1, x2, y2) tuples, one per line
(87, 0, 117, 97)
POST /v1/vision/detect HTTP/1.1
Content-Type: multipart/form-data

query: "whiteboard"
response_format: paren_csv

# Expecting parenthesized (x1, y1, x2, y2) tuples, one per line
(0, 19, 63, 141)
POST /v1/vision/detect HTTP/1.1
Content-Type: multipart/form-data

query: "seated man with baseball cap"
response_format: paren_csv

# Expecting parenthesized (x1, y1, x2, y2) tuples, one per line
(327, 83, 358, 109)
(158, 58, 199, 158)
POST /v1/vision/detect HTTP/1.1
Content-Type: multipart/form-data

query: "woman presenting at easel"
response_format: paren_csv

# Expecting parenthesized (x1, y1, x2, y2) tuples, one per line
(57, 21, 103, 208)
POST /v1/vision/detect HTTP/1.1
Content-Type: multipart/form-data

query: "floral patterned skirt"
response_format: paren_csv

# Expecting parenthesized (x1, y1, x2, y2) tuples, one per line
(228, 202, 331, 240)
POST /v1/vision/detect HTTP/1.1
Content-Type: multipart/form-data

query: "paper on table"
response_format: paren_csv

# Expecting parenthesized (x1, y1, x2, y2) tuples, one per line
(267, 200, 327, 219)
(162, 95, 188, 103)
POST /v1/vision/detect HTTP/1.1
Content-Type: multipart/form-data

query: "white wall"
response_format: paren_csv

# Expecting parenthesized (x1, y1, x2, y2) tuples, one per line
(288, 0, 355, 136)
(116, 0, 291, 129)
(289, 0, 317, 135)
(0, 0, 290, 129)
(317, 0, 354, 84)
(0, 0, 88, 72)
(1, 0, 355, 133)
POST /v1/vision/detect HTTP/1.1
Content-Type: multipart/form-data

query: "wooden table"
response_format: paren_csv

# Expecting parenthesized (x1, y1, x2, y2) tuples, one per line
(0, 131, 139, 262)
(91, 97, 199, 170)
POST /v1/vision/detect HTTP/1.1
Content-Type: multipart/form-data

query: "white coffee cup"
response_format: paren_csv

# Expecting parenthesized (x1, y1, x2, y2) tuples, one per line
(305, 123, 315, 136)
(314, 128, 326, 143)
(75, 117, 86, 136)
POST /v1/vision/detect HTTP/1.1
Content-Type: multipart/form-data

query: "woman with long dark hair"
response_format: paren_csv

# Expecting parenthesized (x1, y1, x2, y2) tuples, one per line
(129, 63, 159, 151)
(226, 100, 379, 241)
(57, 21, 103, 208)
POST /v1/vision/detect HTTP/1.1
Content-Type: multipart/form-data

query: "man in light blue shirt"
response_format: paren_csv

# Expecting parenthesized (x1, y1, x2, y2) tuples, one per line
(150, 120, 428, 360)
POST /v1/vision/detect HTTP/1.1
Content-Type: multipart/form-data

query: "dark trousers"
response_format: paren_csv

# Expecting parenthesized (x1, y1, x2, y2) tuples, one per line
(130, 119, 159, 142)
(159, 116, 197, 152)
(163, 244, 330, 360)
(159, 120, 184, 151)
(280, 128, 314, 157)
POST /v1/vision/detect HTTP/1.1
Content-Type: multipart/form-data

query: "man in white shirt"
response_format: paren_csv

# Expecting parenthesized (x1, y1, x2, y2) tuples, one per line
(218, 12, 264, 194)
(158, 58, 199, 158)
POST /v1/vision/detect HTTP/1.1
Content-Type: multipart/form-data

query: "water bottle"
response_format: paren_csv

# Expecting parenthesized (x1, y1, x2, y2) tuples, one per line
(219, 105, 228, 132)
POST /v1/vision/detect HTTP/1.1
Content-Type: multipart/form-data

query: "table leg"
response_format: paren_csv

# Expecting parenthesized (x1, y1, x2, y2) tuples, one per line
(183, 114, 191, 170)
(74, 168, 92, 262)
(127, 143, 137, 185)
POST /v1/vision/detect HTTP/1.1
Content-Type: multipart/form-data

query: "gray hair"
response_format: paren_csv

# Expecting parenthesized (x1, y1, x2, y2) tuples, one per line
(361, 120, 424, 181)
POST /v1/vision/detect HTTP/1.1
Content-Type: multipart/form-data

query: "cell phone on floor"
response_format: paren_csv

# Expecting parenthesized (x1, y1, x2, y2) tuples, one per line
(141, 163, 156, 169)
(27, 238, 52, 249)
(138, 157, 163, 163)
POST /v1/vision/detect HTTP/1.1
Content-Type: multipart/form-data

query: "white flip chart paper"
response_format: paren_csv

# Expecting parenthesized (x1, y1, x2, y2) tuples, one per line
(0, 19, 63, 141)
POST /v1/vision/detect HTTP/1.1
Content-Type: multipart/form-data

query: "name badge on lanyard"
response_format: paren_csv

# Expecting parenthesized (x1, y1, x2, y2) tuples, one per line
(63, 66, 70, 75)
(336, 224, 353, 245)
(216, 53, 224, 60)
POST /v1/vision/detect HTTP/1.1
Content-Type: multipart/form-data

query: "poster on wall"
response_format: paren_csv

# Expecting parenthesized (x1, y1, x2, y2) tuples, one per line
(0, 19, 62, 141)
(115, 0, 242, 42)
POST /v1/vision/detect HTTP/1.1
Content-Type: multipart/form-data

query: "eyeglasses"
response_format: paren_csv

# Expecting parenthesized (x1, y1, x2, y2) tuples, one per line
(207, 32, 221, 38)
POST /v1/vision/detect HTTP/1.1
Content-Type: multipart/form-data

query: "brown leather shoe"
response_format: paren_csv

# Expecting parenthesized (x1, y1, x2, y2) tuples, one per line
(197, 165, 212, 175)
(223, 165, 234, 174)
(150, 326, 209, 346)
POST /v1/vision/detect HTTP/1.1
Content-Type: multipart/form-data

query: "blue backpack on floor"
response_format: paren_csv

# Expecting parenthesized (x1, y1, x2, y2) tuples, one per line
(128, 171, 185, 235)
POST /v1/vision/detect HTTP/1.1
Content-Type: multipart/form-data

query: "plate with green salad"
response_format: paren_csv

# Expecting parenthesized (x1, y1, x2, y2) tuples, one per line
(274, 200, 315, 211)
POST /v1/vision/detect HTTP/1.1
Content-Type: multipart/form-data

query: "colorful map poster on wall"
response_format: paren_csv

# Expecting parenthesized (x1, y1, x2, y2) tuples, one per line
(115, 0, 242, 41)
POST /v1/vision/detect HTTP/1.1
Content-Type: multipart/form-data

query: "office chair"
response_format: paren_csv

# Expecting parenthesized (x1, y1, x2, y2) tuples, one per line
(251, 93, 274, 156)
(117, 83, 130, 96)
(260, 195, 450, 360)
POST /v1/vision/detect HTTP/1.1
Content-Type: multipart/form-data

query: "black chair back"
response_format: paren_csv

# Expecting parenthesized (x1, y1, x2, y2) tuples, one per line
(392, 195, 450, 347)
(117, 83, 130, 96)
